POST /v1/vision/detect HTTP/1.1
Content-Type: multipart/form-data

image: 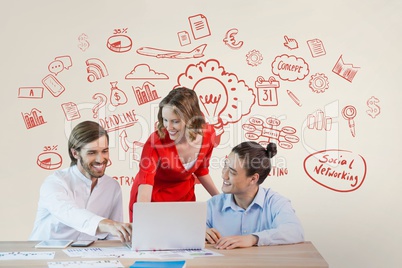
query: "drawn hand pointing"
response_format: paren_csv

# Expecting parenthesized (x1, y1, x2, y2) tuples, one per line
(283, 35, 298, 50)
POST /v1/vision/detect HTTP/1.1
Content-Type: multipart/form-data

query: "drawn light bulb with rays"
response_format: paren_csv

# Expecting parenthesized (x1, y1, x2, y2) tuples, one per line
(195, 78, 228, 145)
(176, 59, 256, 147)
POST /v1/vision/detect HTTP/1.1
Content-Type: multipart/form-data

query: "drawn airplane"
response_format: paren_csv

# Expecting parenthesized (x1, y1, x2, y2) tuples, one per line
(136, 44, 207, 59)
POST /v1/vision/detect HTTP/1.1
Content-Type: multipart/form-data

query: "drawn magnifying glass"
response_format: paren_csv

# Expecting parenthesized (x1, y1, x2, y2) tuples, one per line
(342, 105, 357, 137)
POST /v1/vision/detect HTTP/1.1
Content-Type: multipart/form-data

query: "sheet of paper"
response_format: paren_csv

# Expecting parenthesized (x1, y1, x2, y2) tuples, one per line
(0, 251, 55, 260)
(165, 249, 223, 258)
(63, 247, 223, 259)
(47, 260, 123, 268)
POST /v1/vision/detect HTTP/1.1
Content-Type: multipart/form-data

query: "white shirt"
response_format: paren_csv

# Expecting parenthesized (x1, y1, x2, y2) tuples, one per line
(29, 165, 123, 241)
(182, 158, 197, 170)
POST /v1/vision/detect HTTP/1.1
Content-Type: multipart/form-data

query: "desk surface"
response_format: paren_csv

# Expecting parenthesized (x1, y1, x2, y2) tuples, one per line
(0, 240, 328, 268)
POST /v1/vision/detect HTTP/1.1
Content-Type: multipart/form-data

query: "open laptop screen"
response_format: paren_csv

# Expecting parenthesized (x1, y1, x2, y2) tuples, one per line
(131, 201, 207, 251)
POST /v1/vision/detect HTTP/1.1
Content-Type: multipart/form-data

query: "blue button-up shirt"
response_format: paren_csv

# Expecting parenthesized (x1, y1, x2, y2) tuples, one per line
(207, 186, 304, 246)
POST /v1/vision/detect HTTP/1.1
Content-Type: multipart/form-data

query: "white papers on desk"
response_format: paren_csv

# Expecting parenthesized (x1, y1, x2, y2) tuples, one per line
(0, 251, 55, 260)
(48, 260, 123, 268)
(63, 247, 222, 259)
(64, 247, 130, 258)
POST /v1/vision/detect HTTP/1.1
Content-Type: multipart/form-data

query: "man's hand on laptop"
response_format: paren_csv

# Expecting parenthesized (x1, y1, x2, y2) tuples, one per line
(205, 228, 221, 244)
(98, 219, 132, 242)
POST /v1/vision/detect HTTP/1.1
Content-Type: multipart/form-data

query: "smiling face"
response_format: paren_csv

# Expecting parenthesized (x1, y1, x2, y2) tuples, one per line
(162, 105, 186, 142)
(221, 152, 258, 196)
(71, 135, 109, 180)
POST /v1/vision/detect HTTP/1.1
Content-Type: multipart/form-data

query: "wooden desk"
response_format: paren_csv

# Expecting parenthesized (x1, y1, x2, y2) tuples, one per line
(0, 240, 328, 267)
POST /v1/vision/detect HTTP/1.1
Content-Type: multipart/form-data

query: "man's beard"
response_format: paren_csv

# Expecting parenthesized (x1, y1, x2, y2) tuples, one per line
(79, 157, 106, 179)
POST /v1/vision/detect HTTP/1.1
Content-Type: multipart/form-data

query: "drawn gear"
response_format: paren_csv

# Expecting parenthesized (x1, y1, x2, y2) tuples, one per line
(309, 73, 329, 93)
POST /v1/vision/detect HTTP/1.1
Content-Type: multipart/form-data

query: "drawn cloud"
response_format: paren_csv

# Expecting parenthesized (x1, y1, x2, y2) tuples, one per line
(125, 64, 169, 80)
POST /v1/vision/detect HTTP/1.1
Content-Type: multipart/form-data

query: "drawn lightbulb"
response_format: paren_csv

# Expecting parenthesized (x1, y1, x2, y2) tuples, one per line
(194, 79, 228, 146)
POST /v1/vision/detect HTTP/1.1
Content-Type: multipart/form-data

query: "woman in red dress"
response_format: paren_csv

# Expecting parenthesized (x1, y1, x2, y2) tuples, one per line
(129, 87, 220, 221)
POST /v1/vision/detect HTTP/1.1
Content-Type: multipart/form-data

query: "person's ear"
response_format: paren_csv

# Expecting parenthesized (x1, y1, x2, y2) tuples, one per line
(71, 148, 79, 159)
(250, 173, 259, 184)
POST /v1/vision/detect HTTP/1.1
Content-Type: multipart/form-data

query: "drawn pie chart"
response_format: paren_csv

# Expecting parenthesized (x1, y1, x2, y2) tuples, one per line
(107, 35, 133, 53)
(36, 152, 62, 170)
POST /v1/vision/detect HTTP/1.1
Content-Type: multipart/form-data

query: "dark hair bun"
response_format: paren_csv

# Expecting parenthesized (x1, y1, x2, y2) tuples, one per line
(266, 143, 277, 158)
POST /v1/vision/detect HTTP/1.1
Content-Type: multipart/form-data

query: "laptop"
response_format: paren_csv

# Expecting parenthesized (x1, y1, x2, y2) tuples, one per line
(130, 201, 207, 251)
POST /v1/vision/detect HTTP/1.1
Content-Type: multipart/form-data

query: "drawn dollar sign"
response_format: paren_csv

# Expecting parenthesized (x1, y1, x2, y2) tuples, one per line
(114, 92, 121, 101)
(78, 33, 89, 51)
(366, 96, 380, 118)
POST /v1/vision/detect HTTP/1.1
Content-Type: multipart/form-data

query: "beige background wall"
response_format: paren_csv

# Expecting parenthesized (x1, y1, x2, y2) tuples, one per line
(1, 1, 401, 267)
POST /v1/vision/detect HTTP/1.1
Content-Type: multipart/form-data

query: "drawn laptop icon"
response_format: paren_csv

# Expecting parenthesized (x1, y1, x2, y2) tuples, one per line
(130, 201, 207, 251)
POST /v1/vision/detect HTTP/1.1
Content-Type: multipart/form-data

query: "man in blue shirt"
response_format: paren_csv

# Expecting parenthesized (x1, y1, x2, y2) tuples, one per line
(206, 141, 304, 249)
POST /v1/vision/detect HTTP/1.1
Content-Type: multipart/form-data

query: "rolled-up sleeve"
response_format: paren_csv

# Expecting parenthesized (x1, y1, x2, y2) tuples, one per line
(253, 199, 304, 246)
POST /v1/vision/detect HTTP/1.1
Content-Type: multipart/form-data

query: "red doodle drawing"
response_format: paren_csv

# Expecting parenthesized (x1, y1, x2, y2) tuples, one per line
(307, 39, 326, 57)
(243, 117, 299, 149)
(307, 110, 332, 131)
(132, 82, 160, 106)
(366, 96, 380, 118)
(78, 33, 90, 51)
(188, 14, 211, 40)
(283, 35, 298, 50)
(137, 44, 207, 59)
(61, 102, 81, 121)
(286, 90, 302, 106)
(18, 87, 44, 99)
(309, 73, 329, 93)
(86, 58, 109, 82)
(342, 105, 357, 137)
(113, 176, 135, 187)
(255, 76, 280, 106)
(176, 59, 255, 146)
(271, 54, 309, 81)
(119, 130, 132, 152)
(125, 64, 169, 80)
(92, 93, 107, 119)
(99, 109, 138, 132)
(246, 50, 263, 66)
(223, 28, 243, 50)
(303, 149, 367, 192)
(48, 60, 63, 76)
(42, 74, 65, 97)
(22, 108, 46, 129)
(48, 56, 72, 76)
(107, 33, 132, 53)
(332, 55, 359, 82)
(177, 31, 191, 46)
(109, 81, 128, 107)
(132, 141, 144, 162)
(37, 151, 62, 170)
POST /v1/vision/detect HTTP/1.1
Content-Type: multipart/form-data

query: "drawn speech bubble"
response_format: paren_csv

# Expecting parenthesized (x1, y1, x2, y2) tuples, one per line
(303, 149, 367, 192)
(48, 60, 64, 75)
(271, 54, 309, 81)
(55, 56, 72, 70)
